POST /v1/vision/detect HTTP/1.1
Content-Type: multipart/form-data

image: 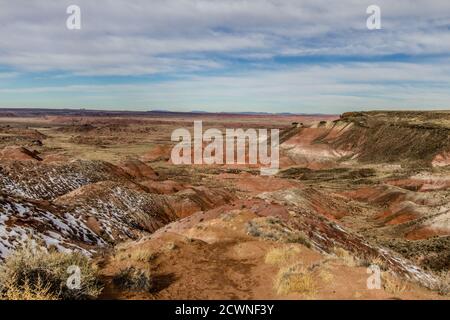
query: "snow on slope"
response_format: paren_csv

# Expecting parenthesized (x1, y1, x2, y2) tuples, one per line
(0, 159, 131, 200)
(0, 192, 105, 260)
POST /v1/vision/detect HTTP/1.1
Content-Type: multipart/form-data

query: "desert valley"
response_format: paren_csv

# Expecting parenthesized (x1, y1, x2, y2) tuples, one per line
(0, 109, 448, 300)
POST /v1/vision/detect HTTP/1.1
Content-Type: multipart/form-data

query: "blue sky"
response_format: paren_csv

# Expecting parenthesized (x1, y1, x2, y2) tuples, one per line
(0, 0, 450, 113)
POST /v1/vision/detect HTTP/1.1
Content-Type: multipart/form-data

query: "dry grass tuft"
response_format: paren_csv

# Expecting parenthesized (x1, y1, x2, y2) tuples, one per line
(382, 272, 408, 295)
(113, 267, 154, 292)
(358, 255, 386, 270)
(436, 271, 450, 296)
(264, 246, 301, 266)
(318, 269, 334, 283)
(246, 217, 311, 247)
(0, 244, 102, 300)
(369, 256, 385, 268)
(0, 274, 58, 300)
(164, 242, 178, 251)
(274, 263, 317, 298)
(114, 248, 158, 263)
(333, 247, 358, 267)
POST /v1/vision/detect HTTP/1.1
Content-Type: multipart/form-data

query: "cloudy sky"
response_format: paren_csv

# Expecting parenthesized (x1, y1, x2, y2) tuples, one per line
(0, 0, 449, 113)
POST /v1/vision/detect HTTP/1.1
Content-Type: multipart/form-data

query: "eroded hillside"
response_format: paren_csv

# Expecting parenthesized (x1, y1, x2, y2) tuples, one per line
(0, 111, 448, 300)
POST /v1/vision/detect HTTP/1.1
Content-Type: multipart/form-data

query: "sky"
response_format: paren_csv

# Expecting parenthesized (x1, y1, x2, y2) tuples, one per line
(0, 0, 450, 113)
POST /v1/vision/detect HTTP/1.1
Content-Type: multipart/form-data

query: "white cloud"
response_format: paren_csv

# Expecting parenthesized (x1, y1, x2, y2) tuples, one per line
(2, 62, 450, 112)
(0, 0, 449, 75)
(0, 0, 449, 111)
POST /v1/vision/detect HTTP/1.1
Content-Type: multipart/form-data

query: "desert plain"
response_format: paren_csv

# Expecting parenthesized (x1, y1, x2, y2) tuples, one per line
(0, 109, 449, 300)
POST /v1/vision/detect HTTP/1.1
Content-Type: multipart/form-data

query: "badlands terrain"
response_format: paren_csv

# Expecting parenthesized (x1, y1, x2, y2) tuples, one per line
(0, 109, 449, 300)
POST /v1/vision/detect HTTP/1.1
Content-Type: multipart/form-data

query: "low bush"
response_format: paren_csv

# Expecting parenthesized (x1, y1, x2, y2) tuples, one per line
(274, 263, 317, 298)
(0, 244, 102, 300)
(113, 267, 154, 292)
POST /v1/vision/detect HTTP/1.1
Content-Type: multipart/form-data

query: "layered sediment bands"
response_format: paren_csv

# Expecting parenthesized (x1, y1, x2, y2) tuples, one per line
(340, 183, 449, 272)
(54, 182, 234, 241)
(386, 174, 450, 192)
(54, 181, 178, 241)
(280, 167, 376, 182)
(118, 159, 159, 180)
(341, 185, 449, 237)
(257, 188, 440, 289)
(380, 237, 450, 272)
(1, 111, 449, 298)
(0, 160, 132, 200)
(0, 152, 235, 255)
(280, 121, 354, 169)
(432, 150, 450, 167)
(332, 112, 450, 165)
(167, 186, 234, 218)
(0, 192, 105, 260)
(281, 111, 450, 168)
(0, 146, 43, 161)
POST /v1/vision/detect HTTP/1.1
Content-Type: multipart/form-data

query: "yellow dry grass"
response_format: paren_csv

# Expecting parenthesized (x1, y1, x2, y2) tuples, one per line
(0, 243, 102, 300)
(0, 274, 58, 300)
(264, 246, 301, 266)
(318, 268, 334, 283)
(333, 247, 358, 267)
(274, 263, 317, 298)
(382, 272, 408, 295)
(114, 247, 158, 263)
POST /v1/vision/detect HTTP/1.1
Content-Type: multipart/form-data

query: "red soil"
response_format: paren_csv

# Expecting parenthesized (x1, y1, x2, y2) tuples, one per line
(0, 146, 42, 161)
(141, 145, 171, 162)
(432, 150, 450, 167)
(406, 227, 449, 240)
(118, 159, 158, 180)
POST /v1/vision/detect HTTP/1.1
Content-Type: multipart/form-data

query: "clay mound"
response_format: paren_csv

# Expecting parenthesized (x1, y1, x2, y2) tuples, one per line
(0, 159, 132, 200)
(332, 112, 450, 165)
(341, 185, 406, 205)
(341, 184, 450, 243)
(217, 172, 301, 195)
(258, 187, 361, 220)
(387, 175, 450, 192)
(405, 211, 450, 240)
(0, 126, 47, 140)
(281, 112, 450, 167)
(52, 181, 233, 242)
(259, 186, 449, 274)
(139, 180, 185, 194)
(0, 192, 104, 260)
(0, 146, 42, 161)
(141, 144, 171, 162)
(280, 121, 354, 169)
(432, 150, 450, 167)
(118, 159, 158, 180)
(255, 189, 440, 289)
(167, 186, 234, 218)
(130, 197, 440, 299)
(54, 181, 177, 242)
